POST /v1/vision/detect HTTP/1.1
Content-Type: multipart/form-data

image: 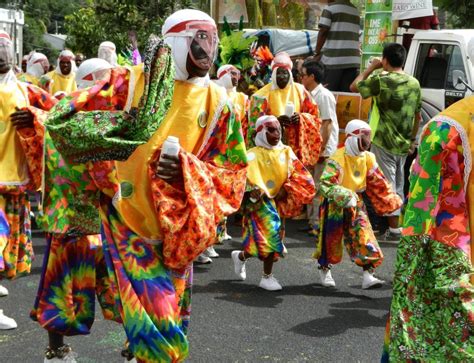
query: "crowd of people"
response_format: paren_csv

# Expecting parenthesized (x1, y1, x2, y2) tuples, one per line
(0, 4, 473, 363)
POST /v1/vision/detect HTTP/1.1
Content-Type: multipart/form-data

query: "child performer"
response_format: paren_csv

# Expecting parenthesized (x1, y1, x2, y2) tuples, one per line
(232, 115, 315, 290)
(313, 120, 403, 289)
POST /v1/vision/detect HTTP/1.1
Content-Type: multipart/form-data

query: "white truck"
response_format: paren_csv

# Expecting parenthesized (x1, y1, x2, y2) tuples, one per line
(405, 29, 474, 123)
(334, 29, 474, 134)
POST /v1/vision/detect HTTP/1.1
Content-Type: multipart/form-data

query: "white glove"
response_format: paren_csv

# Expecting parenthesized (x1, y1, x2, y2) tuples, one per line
(345, 195, 358, 208)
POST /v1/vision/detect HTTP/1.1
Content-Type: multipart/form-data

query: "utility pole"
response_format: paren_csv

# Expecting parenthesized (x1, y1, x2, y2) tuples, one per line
(8, 1, 18, 66)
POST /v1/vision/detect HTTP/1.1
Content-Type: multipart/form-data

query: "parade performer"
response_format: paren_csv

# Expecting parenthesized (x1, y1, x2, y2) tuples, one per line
(74, 58, 113, 90)
(43, 9, 247, 362)
(98, 41, 118, 66)
(0, 31, 56, 330)
(213, 64, 250, 248)
(215, 64, 249, 137)
(23, 52, 50, 85)
(248, 51, 321, 167)
(232, 115, 315, 291)
(31, 57, 130, 362)
(40, 50, 77, 97)
(313, 120, 402, 289)
(383, 97, 474, 361)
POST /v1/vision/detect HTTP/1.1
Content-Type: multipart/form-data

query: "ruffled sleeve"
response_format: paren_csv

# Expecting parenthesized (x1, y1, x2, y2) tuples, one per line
(278, 156, 315, 218)
(14, 85, 57, 190)
(284, 90, 322, 166)
(147, 104, 247, 269)
(365, 152, 403, 215)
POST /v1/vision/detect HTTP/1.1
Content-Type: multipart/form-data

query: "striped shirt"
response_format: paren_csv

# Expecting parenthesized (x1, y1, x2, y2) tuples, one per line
(319, 0, 361, 69)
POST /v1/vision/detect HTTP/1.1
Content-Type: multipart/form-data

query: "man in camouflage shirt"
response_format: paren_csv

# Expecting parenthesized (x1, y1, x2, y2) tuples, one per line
(350, 42, 421, 241)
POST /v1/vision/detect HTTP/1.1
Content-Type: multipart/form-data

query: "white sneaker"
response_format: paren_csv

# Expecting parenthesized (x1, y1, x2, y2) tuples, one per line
(0, 284, 8, 297)
(0, 309, 17, 330)
(318, 269, 336, 287)
(124, 359, 137, 363)
(196, 253, 212, 264)
(259, 275, 282, 291)
(282, 244, 288, 256)
(205, 246, 219, 258)
(362, 270, 384, 289)
(223, 232, 232, 241)
(231, 250, 246, 280)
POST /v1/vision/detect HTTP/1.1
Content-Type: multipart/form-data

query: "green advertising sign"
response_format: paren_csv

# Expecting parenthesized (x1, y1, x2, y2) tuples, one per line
(365, 0, 392, 13)
(362, 12, 392, 53)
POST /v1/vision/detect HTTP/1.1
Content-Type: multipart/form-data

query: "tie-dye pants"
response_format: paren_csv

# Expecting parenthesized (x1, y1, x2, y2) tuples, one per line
(241, 196, 284, 260)
(100, 199, 191, 363)
(31, 233, 120, 335)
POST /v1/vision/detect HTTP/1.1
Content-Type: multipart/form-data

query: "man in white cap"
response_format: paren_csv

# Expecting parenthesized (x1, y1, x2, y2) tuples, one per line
(248, 51, 322, 167)
(40, 49, 77, 96)
(313, 119, 402, 289)
(0, 31, 56, 330)
(41, 9, 247, 362)
(98, 41, 118, 66)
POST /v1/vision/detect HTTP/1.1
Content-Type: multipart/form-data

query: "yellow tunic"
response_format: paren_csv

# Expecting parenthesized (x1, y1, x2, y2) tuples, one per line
(246, 146, 294, 198)
(252, 82, 304, 117)
(0, 82, 30, 186)
(44, 71, 77, 95)
(330, 148, 376, 193)
(115, 81, 225, 240)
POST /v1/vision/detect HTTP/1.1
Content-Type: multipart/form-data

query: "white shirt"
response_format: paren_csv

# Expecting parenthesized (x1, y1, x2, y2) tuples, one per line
(310, 83, 339, 157)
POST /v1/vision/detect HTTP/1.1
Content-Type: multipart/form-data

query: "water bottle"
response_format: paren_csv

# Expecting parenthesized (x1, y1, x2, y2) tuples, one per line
(158, 136, 180, 179)
(285, 102, 295, 117)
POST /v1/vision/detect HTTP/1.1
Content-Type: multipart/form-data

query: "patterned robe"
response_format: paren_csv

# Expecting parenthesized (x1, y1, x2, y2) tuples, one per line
(383, 97, 474, 362)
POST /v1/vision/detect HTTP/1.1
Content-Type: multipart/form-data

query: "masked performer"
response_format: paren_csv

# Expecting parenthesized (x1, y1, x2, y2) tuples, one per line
(232, 115, 315, 290)
(313, 120, 402, 289)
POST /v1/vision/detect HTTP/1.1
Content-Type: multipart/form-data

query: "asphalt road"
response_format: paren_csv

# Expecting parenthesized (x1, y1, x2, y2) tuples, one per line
(1, 219, 397, 362)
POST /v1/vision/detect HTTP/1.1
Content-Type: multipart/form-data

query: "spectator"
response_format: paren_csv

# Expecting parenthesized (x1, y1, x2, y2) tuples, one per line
(300, 59, 339, 235)
(350, 42, 421, 241)
(314, 0, 360, 92)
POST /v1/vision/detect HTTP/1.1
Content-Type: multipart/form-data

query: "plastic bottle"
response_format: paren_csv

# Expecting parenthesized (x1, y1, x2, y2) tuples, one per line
(285, 102, 295, 117)
(158, 136, 180, 179)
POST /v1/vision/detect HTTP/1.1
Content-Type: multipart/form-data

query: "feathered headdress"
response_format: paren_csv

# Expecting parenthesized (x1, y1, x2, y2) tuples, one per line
(217, 16, 257, 71)
(252, 45, 274, 67)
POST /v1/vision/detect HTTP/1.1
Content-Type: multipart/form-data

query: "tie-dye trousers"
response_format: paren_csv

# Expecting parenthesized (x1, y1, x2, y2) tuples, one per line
(31, 233, 120, 335)
(241, 196, 284, 260)
(100, 199, 191, 363)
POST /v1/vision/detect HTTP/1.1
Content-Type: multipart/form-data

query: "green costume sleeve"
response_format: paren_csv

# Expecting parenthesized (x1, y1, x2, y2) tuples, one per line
(46, 37, 174, 163)
(319, 159, 356, 208)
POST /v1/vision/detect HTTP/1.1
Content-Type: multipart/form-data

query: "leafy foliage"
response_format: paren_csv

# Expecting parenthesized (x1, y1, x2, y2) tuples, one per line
(434, 0, 474, 28)
(218, 17, 257, 71)
(65, 0, 198, 57)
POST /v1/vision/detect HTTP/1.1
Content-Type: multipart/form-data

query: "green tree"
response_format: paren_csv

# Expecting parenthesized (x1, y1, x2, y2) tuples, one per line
(434, 0, 474, 28)
(65, 0, 200, 57)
